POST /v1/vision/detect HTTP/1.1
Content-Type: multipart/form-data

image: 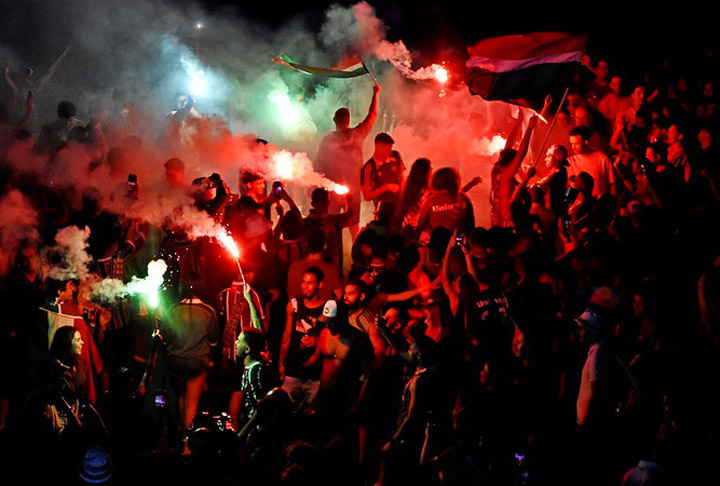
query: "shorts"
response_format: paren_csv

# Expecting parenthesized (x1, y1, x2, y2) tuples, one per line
(281, 375, 320, 408)
(168, 355, 208, 379)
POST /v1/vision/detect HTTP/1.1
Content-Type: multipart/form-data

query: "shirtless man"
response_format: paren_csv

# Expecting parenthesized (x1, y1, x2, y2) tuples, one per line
(305, 300, 372, 392)
(343, 279, 389, 369)
(303, 300, 373, 441)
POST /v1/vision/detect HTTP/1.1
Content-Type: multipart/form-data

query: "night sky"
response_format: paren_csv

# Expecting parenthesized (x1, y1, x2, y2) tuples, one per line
(201, 0, 715, 68)
(1, 0, 713, 77)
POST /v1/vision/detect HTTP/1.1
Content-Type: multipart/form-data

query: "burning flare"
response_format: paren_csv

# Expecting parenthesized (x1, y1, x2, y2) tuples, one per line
(180, 52, 208, 97)
(331, 184, 349, 195)
(272, 150, 297, 180)
(433, 65, 448, 84)
(216, 230, 240, 260)
(125, 259, 168, 309)
(269, 150, 348, 195)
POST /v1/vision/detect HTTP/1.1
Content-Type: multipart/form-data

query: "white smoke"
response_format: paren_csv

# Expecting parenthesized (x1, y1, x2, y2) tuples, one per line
(87, 277, 126, 305)
(88, 259, 167, 305)
(47, 225, 93, 281)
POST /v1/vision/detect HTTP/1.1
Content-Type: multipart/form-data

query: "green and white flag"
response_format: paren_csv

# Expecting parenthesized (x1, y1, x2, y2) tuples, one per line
(273, 54, 370, 79)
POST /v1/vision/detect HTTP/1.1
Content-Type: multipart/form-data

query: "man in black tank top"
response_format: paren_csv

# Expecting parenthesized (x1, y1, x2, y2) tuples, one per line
(278, 267, 327, 407)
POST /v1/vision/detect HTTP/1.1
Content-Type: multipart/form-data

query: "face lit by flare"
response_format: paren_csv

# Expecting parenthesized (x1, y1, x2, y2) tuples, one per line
(71, 330, 84, 357)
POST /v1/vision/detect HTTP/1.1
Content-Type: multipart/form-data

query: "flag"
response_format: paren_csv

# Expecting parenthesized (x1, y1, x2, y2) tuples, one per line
(273, 54, 370, 78)
(41, 303, 103, 403)
(41, 303, 86, 348)
(466, 32, 587, 109)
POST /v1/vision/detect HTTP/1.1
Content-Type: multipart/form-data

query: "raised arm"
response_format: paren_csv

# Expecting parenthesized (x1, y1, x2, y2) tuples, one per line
(511, 166, 537, 203)
(354, 82, 381, 138)
(383, 276, 440, 303)
(205, 173, 231, 219)
(275, 185, 300, 214)
(461, 176, 482, 193)
(539, 94, 553, 121)
(36, 46, 70, 92)
(464, 248, 478, 284)
(506, 115, 538, 179)
(609, 120, 628, 152)
(244, 286, 264, 332)
(504, 111, 524, 150)
(580, 55, 603, 81)
(3, 67, 18, 98)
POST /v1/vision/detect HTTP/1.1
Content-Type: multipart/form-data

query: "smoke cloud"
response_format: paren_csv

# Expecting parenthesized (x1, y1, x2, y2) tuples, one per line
(1, 0, 538, 255)
(0, 189, 40, 275)
(88, 259, 167, 306)
(46, 225, 92, 281)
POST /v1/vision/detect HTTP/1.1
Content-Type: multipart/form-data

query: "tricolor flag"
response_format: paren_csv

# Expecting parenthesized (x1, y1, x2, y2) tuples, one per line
(41, 303, 103, 403)
(273, 54, 370, 79)
(41, 303, 86, 348)
(466, 32, 587, 110)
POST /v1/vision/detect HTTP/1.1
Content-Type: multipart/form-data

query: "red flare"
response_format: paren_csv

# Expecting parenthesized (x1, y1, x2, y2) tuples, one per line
(434, 66, 448, 84)
(217, 231, 240, 260)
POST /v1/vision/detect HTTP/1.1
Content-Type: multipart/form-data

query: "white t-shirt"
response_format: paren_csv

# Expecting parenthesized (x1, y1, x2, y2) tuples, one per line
(568, 151, 616, 196)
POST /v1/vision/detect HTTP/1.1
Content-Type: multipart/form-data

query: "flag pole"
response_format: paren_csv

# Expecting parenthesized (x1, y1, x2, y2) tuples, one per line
(531, 87, 570, 168)
(361, 59, 379, 85)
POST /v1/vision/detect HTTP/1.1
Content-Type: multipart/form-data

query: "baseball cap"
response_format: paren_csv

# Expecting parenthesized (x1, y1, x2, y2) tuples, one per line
(574, 308, 606, 335)
(317, 300, 338, 323)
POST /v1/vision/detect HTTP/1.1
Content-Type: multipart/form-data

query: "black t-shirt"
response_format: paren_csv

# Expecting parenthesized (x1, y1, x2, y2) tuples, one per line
(360, 155, 405, 206)
(466, 288, 515, 373)
(285, 296, 326, 380)
(547, 167, 568, 215)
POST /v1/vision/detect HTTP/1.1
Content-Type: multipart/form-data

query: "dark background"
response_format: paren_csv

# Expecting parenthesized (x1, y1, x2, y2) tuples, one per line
(0, 0, 714, 114)
(2, 0, 714, 76)
(210, 0, 715, 68)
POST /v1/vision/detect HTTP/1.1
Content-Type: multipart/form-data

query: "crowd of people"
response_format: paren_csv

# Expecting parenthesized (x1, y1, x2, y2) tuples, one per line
(0, 40, 718, 486)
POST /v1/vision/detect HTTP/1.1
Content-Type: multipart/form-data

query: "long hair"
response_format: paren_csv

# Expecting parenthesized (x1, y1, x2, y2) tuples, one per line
(49, 325, 80, 369)
(48, 325, 87, 398)
(401, 158, 432, 217)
